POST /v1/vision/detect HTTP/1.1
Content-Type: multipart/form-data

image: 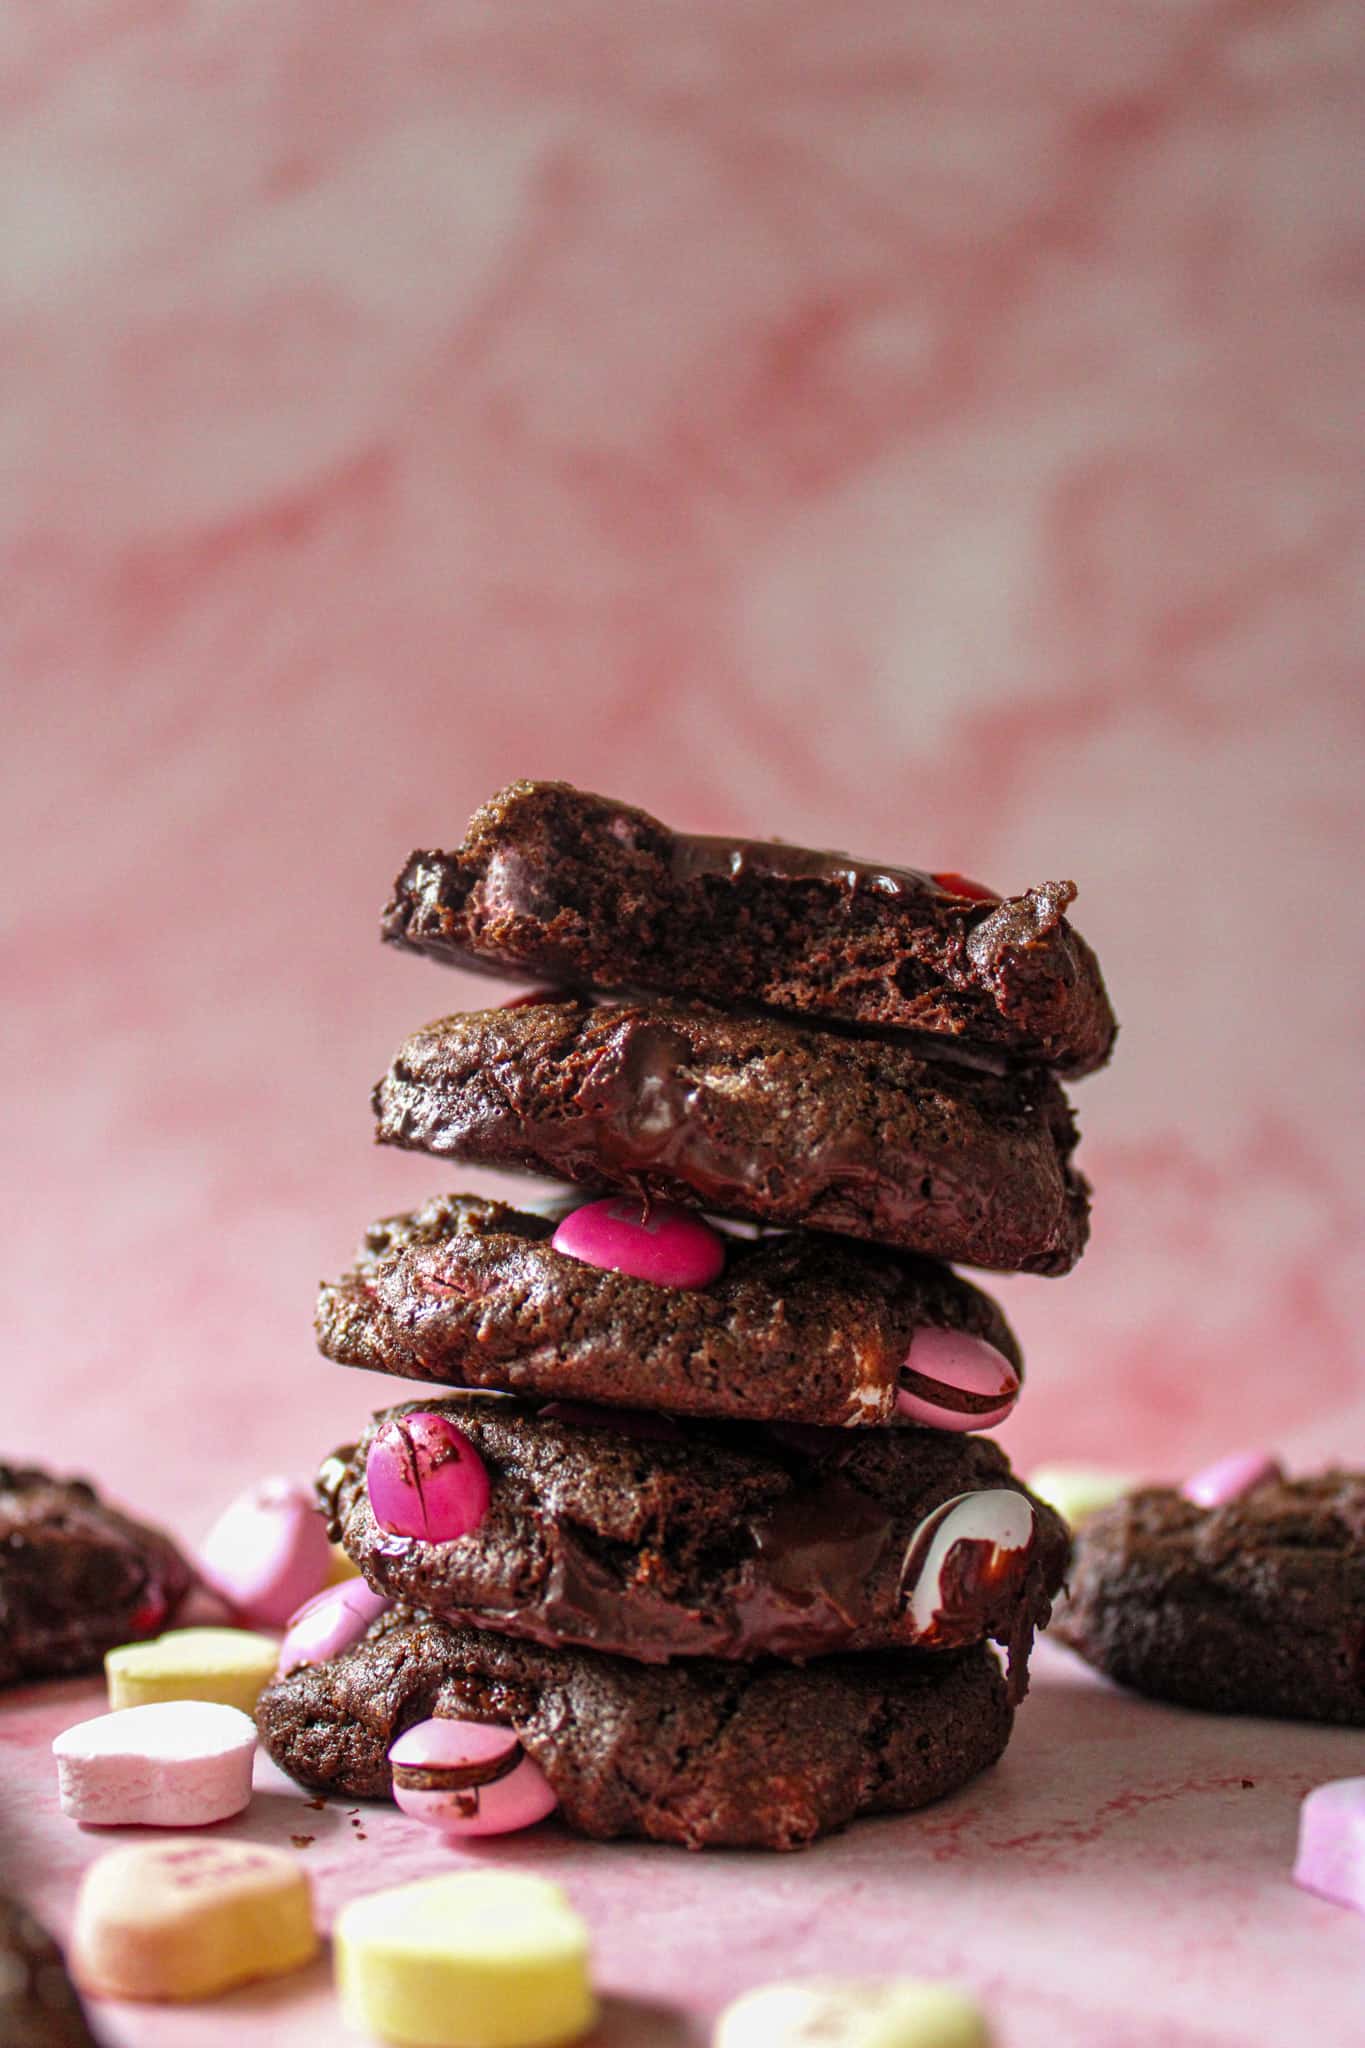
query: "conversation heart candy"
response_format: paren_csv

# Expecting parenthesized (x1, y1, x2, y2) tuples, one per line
(53, 1701, 256, 1827)
(713, 1976, 990, 2047)
(389, 1718, 558, 1837)
(896, 1329, 1020, 1433)
(365, 1413, 491, 1542)
(70, 1838, 317, 2001)
(197, 1475, 333, 1628)
(278, 1579, 393, 1677)
(1292, 1779, 1365, 1915)
(552, 1196, 725, 1288)
(105, 1627, 280, 1715)
(899, 1491, 1036, 1643)
(335, 1871, 596, 2048)
(1181, 1450, 1284, 1509)
(1026, 1463, 1138, 1528)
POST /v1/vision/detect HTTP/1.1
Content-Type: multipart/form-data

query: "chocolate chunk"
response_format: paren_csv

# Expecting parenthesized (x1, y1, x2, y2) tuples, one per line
(382, 781, 1116, 1076)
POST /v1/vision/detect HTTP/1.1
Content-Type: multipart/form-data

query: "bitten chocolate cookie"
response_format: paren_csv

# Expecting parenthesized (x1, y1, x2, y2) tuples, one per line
(257, 1608, 1014, 1851)
(382, 781, 1116, 1077)
(317, 1191, 1023, 1426)
(0, 1465, 192, 1688)
(0, 1895, 103, 2048)
(319, 1395, 1068, 1683)
(372, 999, 1091, 1275)
(1052, 1471, 1365, 1725)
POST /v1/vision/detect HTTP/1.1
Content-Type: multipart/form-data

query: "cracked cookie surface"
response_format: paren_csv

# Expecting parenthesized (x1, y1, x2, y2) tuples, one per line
(257, 1607, 1014, 1850)
(1052, 1473, 1365, 1724)
(317, 1191, 1023, 1425)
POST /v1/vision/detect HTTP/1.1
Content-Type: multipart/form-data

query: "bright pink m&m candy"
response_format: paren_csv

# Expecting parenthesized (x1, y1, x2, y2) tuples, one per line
(388, 1718, 557, 1836)
(1181, 1450, 1283, 1509)
(277, 1580, 392, 1678)
(365, 1414, 491, 1543)
(552, 1197, 725, 1289)
(895, 1329, 1020, 1433)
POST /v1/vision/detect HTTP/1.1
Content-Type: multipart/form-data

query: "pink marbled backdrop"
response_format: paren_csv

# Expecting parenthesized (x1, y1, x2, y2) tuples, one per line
(2, 6, 1364, 2041)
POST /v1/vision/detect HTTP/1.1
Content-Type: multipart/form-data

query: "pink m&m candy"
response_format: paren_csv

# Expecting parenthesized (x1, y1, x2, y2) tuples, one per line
(277, 1581, 393, 1678)
(1181, 1450, 1284, 1509)
(895, 1329, 1020, 1433)
(552, 1197, 725, 1289)
(365, 1414, 491, 1543)
(388, 1718, 557, 1836)
(197, 1478, 333, 1630)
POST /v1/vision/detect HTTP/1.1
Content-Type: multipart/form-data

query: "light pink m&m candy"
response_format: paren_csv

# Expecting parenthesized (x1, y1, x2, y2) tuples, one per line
(388, 1718, 557, 1836)
(197, 1477, 333, 1629)
(1293, 1779, 1365, 1916)
(277, 1581, 393, 1678)
(895, 1329, 1020, 1433)
(552, 1196, 725, 1289)
(1181, 1450, 1284, 1509)
(365, 1414, 491, 1543)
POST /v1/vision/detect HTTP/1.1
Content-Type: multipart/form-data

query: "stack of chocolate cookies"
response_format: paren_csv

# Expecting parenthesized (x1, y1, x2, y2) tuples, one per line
(260, 782, 1115, 1850)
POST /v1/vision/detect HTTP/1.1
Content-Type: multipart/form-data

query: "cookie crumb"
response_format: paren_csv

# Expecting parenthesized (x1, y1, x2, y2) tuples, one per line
(290, 1834, 314, 1849)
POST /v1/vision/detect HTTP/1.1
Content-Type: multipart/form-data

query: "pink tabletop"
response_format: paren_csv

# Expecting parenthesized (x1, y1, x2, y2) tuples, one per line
(4, 1642, 1363, 2048)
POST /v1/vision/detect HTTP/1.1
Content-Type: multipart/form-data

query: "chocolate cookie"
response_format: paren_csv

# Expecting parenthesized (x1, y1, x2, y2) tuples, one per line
(319, 1395, 1068, 1683)
(382, 781, 1116, 1077)
(256, 1608, 1014, 1851)
(1052, 1472, 1365, 1724)
(0, 1465, 192, 1688)
(317, 1191, 1023, 1426)
(0, 1895, 103, 2048)
(372, 998, 1091, 1275)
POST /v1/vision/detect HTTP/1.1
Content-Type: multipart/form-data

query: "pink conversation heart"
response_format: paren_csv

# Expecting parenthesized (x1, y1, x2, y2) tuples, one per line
(53, 1701, 256, 1828)
(895, 1329, 1020, 1433)
(197, 1477, 333, 1630)
(277, 1581, 392, 1678)
(365, 1413, 491, 1542)
(1293, 1780, 1365, 1915)
(1181, 1450, 1283, 1509)
(388, 1718, 557, 1837)
(552, 1197, 725, 1288)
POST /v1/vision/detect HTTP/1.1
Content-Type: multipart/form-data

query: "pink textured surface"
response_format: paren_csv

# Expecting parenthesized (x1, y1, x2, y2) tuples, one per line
(6, 1647, 1365, 2048)
(3, 0, 1363, 2039)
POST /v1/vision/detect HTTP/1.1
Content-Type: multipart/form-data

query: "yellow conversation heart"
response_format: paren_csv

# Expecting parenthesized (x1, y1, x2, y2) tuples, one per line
(105, 1627, 280, 1715)
(714, 1978, 991, 2048)
(335, 1871, 596, 2048)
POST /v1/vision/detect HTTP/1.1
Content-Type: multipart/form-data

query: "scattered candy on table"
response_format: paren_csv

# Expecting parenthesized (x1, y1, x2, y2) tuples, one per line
(326, 1538, 363, 1584)
(1025, 1463, 1138, 1528)
(1292, 1779, 1365, 1916)
(712, 1976, 991, 2047)
(334, 1871, 596, 2048)
(1180, 1449, 1284, 1509)
(896, 1328, 1020, 1432)
(552, 1195, 726, 1288)
(105, 1626, 281, 1715)
(196, 1475, 333, 1628)
(53, 1701, 256, 1827)
(388, 1717, 558, 1836)
(365, 1412, 491, 1542)
(69, 1838, 317, 2001)
(277, 1579, 392, 1677)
